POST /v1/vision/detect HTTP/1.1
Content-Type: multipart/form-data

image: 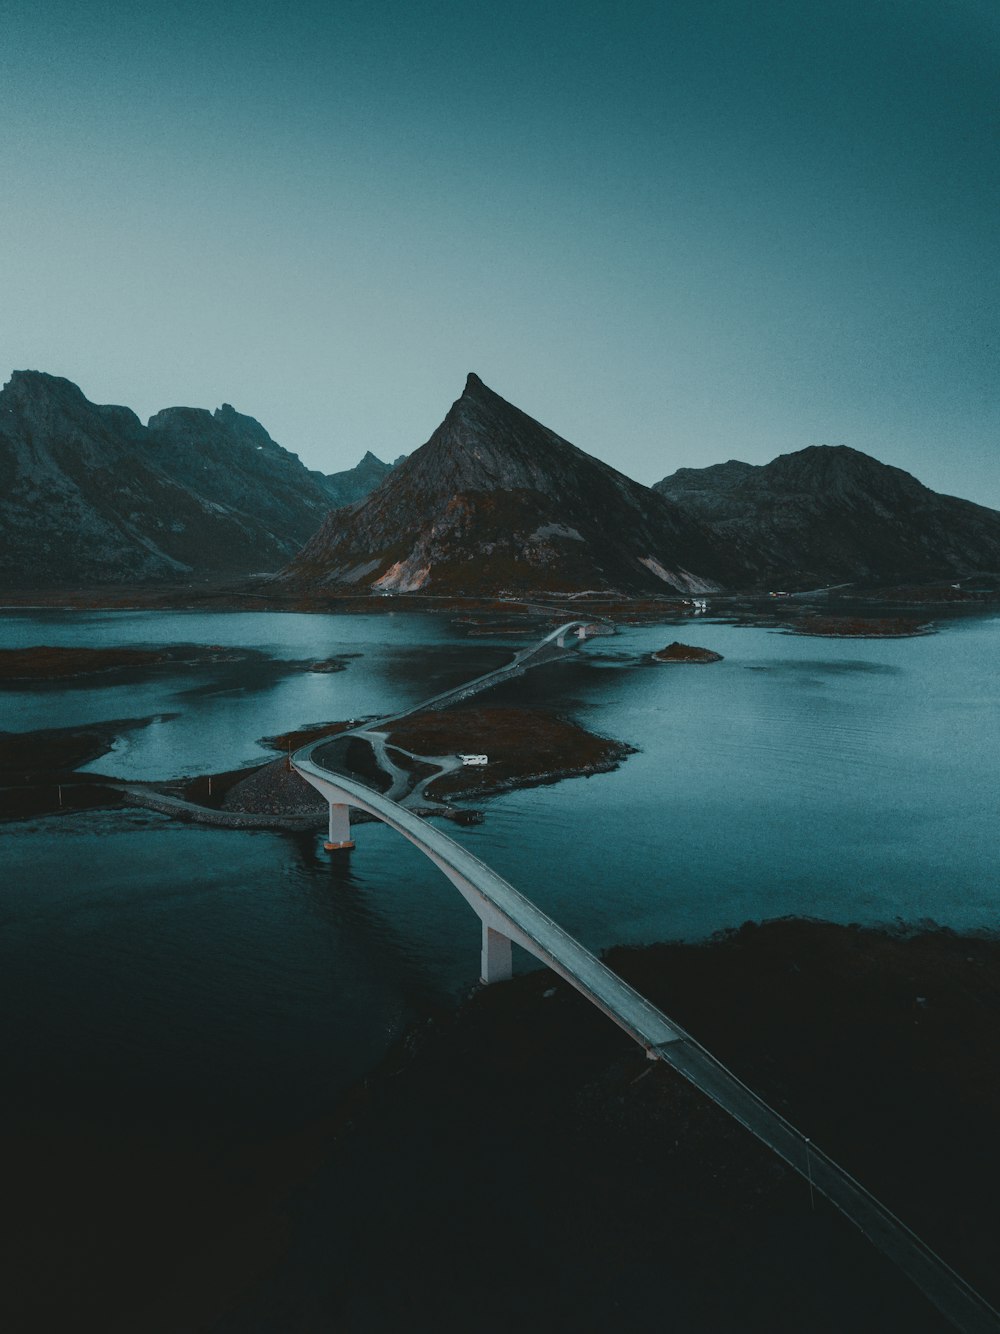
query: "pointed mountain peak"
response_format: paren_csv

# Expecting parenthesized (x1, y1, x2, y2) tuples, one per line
(212, 402, 273, 441)
(454, 372, 507, 414)
(278, 372, 742, 597)
(397, 372, 584, 499)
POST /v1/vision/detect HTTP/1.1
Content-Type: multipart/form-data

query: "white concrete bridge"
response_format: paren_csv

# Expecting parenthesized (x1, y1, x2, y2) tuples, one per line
(292, 622, 1000, 1334)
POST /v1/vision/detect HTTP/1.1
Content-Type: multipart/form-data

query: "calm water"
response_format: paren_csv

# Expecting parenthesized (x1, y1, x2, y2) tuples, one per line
(1, 608, 997, 1135)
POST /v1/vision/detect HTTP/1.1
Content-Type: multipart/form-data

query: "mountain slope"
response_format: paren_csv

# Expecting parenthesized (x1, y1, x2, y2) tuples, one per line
(325, 450, 399, 507)
(655, 446, 1000, 586)
(0, 372, 394, 587)
(145, 403, 340, 547)
(278, 374, 741, 595)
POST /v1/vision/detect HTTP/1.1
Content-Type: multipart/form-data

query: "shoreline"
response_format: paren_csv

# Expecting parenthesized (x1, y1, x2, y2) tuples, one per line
(781, 615, 935, 639)
(0, 703, 636, 828)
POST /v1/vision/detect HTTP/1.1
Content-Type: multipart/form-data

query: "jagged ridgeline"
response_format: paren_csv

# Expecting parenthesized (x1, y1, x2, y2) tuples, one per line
(4, 368, 999, 594)
(0, 372, 396, 587)
(276, 373, 738, 596)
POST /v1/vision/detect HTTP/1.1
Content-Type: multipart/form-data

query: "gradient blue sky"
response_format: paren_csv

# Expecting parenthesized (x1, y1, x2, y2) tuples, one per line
(2, 0, 997, 503)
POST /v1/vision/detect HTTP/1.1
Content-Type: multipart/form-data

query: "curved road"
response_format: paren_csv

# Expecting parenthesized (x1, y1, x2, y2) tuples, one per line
(294, 623, 1000, 1334)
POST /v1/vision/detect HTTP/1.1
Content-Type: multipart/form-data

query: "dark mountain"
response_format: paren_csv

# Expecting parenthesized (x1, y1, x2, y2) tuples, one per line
(145, 404, 338, 548)
(655, 446, 1000, 587)
(326, 450, 398, 507)
(0, 372, 394, 588)
(278, 373, 741, 595)
(149, 406, 397, 519)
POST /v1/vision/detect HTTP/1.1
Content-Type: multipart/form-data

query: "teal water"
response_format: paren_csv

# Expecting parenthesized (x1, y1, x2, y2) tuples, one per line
(0, 609, 512, 776)
(460, 614, 999, 942)
(0, 608, 997, 1133)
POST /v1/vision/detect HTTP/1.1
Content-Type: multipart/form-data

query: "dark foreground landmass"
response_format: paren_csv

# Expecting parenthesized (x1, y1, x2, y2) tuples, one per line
(219, 919, 999, 1334)
(5, 919, 997, 1334)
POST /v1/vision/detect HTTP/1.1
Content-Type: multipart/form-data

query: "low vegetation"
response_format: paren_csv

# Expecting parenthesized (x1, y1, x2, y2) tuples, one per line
(388, 705, 634, 799)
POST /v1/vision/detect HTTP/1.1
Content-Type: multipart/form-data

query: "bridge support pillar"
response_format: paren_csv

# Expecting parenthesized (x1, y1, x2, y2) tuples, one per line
(324, 802, 354, 851)
(480, 924, 512, 985)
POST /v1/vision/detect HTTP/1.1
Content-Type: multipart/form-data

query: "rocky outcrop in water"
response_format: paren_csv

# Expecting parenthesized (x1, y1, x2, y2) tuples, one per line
(652, 642, 723, 663)
(278, 373, 741, 596)
(655, 446, 1000, 587)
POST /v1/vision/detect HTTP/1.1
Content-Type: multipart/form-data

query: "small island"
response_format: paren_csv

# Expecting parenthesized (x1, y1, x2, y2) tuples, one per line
(386, 705, 633, 800)
(0, 717, 169, 819)
(201, 706, 633, 818)
(652, 641, 723, 664)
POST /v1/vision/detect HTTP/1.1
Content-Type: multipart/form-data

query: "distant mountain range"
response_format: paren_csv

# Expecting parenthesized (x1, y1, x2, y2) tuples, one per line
(3, 368, 998, 594)
(280, 373, 1000, 596)
(0, 372, 398, 587)
(655, 448, 1000, 588)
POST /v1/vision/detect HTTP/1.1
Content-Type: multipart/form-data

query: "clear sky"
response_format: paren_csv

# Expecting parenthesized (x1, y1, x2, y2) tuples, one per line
(1, 0, 997, 504)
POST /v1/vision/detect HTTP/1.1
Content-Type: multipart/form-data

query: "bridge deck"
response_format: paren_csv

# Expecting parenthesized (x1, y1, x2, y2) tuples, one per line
(294, 757, 680, 1051)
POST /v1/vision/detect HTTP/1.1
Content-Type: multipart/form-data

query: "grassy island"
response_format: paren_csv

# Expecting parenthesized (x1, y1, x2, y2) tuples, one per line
(386, 705, 633, 799)
(652, 640, 723, 663)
